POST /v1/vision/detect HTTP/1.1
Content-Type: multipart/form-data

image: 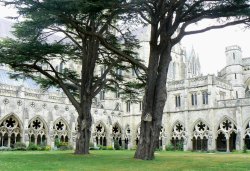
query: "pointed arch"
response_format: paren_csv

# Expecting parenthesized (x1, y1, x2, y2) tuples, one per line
(93, 120, 107, 146)
(53, 117, 70, 144)
(53, 117, 70, 131)
(216, 116, 237, 152)
(0, 113, 23, 130)
(0, 113, 23, 147)
(171, 120, 185, 131)
(192, 119, 210, 151)
(29, 115, 49, 131)
(28, 115, 49, 145)
(191, 118, 210, 131)
(112, 122, 123, 134)
(216, 115, 237, 131)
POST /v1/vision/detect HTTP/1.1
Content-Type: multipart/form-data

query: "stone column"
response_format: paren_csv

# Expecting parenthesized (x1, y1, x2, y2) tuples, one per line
(226, 138, 230, 152)
(7, 135, 10, 147)
(236, 106, 243, 150)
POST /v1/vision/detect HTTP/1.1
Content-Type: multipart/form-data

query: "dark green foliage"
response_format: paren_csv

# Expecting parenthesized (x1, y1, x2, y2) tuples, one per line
(27, 143, 39, 151)
(165, 144, 175, 151)
(243, 145, 248, 153)
(14, 142, 27, 151)
(114, 140, 120, 150)
(0, 0, 146, 154)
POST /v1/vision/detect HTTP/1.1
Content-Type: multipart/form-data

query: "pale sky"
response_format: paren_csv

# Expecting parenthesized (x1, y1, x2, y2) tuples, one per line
(0, 4, 250, 75)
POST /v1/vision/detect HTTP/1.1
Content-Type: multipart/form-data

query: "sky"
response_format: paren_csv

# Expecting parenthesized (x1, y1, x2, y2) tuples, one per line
(0, 4, 250, 75)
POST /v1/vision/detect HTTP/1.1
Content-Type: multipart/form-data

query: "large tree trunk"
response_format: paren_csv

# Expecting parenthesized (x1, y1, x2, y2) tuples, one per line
(134, 37, 172, 160)
(74, 98, 92, 154)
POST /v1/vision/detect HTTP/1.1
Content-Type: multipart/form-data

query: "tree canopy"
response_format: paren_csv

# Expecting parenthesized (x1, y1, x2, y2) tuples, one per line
(0, 0, 145, 154)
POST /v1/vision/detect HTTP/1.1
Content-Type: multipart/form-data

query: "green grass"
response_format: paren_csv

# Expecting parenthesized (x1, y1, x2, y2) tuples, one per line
(0, 150, 250, 171)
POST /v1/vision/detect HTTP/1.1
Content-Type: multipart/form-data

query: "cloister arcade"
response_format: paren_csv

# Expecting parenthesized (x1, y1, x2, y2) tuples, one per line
(0, 114, 71, 148)
(0, 113, 250, 152)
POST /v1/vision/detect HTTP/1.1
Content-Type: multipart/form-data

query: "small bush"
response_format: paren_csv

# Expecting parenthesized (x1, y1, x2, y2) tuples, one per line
(45, 145, 51, 151)
(14, 142, 26, 151)
(243, 145, 247, 153)
(176, 142, 184, 151)
(107, 146, 113, 150)
(165, 144, 175, 151)
(0, 146, 12, 151)
(27, 143, 38, 151)
(114, 140, 120, 150)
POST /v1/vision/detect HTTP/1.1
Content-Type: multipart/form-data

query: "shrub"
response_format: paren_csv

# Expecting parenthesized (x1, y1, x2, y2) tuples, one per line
(114, 140, 120, 150)
(107, 146, 113, 150)
(0, 146, 12, 151)
(27, 143, 38, 151)
(176, 142, 184, 151)
(45, 145, 51, 151)
(165, 144, 175, 151)
(14, 142, 26, 151)
(243, 145, 247, 153)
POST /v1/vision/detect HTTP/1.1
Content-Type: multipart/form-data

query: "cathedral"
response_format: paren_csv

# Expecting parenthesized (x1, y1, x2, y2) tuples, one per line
(0, 19, 250, 152)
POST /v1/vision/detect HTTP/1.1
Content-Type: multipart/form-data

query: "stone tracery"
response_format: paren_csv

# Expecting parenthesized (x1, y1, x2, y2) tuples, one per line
(216, 118, 237, 152)
(93, 122, 107, 146)
(28, 117, 47, 145)
(171, 121, 186, 150)
(53, 118, 69, 143)
(0, 115, 21, 147)
(112, 123, 122, 146)
(192, 121, 210, 151)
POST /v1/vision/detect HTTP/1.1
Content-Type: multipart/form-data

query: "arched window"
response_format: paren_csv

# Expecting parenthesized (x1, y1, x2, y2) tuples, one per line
(192, 121, 210, 151)
(28, 117, 47, 145)
(93, 122, 107, 146)
(0, 115, 22, 147)
(53, 118, 70, 147)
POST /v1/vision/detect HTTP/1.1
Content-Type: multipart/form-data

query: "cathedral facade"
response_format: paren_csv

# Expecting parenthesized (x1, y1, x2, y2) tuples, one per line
(1, 19, 250, 152)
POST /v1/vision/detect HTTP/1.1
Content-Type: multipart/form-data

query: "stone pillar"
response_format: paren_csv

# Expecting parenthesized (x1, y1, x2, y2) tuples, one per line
(236, 106, 243, 150)
(7, 136, 10, 147)
(23, 118, 29, 146)
(226, 138, 230, 152)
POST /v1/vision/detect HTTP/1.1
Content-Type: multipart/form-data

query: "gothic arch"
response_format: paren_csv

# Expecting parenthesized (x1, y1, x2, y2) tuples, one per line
(192, 119, 210, 151)
(216, 116, 237, 152)
(0, 113, 23, 147)
(93, 121, 107, 146)
(191, 119, 210, 131)
(216, 116, 237, 137)
(0, 113, 23, 129)
(171, 120, 184, 130)
(171, 120, 186, 150)
(53, 117, 70, 143)
(112, 122, 122, 146)
(28, 115, 49, 145)
(112, 122, 123, 133)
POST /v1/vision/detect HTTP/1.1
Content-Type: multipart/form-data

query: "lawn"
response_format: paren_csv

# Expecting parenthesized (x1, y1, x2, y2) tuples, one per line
(0, 150, 250, 171)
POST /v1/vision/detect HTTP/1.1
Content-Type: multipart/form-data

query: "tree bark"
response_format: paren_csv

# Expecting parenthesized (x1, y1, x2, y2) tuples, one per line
(134, 37, 172, 160)
(74, 98, 92, 154)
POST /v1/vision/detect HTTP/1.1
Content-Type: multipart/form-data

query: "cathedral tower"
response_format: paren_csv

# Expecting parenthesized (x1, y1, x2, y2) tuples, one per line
(225, 45, 245, 98)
